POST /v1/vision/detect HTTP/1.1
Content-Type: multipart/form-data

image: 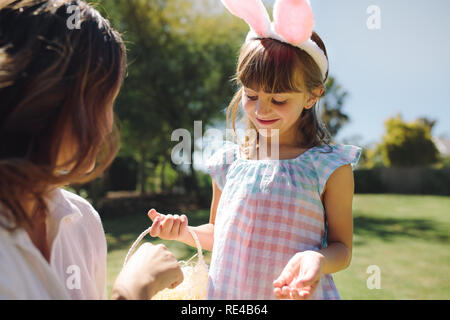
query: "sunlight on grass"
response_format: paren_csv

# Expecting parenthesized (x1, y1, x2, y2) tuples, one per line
(333, 194, 450, 300)
(104, 195, 450, 299)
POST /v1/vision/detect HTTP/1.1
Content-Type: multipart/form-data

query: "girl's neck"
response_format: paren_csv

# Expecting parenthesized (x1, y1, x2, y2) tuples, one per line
(259, 130, 303, 149)
(251, 134, 307, 160)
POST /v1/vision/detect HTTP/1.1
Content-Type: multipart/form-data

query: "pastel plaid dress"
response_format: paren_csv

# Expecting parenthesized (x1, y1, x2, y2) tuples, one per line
(206, 142, 362, 300)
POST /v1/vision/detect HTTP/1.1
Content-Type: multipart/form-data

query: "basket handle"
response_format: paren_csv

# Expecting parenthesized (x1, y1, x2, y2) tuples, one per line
(123, 225, 206, 268)
(186, 227, 208, 269)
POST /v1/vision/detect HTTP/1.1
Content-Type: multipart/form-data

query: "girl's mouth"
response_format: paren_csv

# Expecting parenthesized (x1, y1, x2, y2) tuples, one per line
(256, 118, 280, 125)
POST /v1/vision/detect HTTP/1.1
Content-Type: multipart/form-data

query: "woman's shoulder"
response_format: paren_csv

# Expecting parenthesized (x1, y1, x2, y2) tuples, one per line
(56, 188, 102, 225)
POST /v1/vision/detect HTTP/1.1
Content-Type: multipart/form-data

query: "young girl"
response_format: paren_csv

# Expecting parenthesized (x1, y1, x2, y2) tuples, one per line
(148, 0, 361, 300)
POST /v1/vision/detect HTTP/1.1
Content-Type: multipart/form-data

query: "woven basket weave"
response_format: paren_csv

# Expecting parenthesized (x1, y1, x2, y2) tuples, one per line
(124, 227, 209, 300)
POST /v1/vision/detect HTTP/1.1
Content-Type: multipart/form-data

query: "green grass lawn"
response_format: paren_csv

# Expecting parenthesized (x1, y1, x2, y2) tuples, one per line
(102, 194, 450, 299)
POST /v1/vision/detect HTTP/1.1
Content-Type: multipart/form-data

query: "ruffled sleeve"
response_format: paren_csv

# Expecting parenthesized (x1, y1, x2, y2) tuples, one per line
(312, 144, 362, 196)
(205, 141, 239, 191)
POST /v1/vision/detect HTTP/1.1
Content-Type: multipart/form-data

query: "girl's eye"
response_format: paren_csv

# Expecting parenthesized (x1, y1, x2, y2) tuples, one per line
(272, 99, 287, 105)
(246, 95, 258, 101)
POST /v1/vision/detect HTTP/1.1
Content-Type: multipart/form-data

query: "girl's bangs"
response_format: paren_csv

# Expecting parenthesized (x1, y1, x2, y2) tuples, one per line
(237, 39, 303, 94)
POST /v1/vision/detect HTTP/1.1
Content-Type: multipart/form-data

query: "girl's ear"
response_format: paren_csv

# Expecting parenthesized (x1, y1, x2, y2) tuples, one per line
(221, 0, 271, 37)
(273, 0, 314, 45)
(305, 86, 324, 108)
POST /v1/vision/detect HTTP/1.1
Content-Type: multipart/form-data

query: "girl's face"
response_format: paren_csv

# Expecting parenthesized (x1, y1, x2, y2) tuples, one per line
(242, 86, 321, 145)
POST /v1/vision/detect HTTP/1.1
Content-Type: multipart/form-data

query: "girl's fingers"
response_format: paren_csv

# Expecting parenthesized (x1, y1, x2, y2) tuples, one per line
(148, 209, 159, 221)
(273, 254, 301, 288)
(171, 215, 181, 237)
(273, 288, 281, 298)
(299, 289, 312, 299)
(160, 214, 174, 237)
(293, 265, 320, 288)
(295, 280, 319, 300)
(273, 268, 295, 289)
(273, 287, 289, 300)
(149, 216, 161, 237)
(147, 210, 187, 240)
(294, 275, 315, 288)
(290, 289, 305, 300)
(180, 215, 188, 236)
(281, 285, 290, 297)
(274, 279, 320, 300)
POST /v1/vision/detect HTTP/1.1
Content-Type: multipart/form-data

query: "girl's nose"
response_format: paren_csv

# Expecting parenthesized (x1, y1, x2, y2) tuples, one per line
(255, 100, 272, 116)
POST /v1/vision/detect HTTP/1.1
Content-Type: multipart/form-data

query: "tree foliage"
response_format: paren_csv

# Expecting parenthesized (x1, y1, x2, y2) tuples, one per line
(89, 0, 352, 196)
(321, 77, 349, 137)
(378, 115, 439, 167)
(93, 0, 245, 193)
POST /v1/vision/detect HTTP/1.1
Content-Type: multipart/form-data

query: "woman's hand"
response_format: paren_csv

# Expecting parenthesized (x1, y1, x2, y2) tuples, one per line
(148, 208, 189, 241)
(112, 242, 183, 300)
(273, 250, 324, 300)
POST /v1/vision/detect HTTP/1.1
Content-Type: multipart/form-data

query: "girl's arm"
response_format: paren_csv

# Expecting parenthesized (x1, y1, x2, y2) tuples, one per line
(148, 181, 221, 252)
(316, 163, 354, 274)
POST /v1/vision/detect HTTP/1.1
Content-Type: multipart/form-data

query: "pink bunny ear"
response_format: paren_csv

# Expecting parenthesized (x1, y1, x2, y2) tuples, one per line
(273, 0, 315, 45)
(221, 0, 271, 37)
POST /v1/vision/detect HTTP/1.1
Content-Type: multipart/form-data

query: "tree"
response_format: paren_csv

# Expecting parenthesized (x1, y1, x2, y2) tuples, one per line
(90, 0, 353, 197)
(378, 115, 439, 167)
(321, 77, 350, 137)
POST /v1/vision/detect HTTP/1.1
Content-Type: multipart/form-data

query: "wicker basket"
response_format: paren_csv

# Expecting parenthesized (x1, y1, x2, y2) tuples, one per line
(124, 227, 209, 300)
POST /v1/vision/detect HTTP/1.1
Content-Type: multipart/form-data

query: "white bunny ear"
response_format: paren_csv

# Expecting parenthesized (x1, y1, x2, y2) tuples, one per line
(273, 0, 315, 45)
(221, 0, 272, 37)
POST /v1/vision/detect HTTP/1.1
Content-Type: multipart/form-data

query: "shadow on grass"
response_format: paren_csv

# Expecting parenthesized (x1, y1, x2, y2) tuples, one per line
(353, 212, 449, 245)
(101, 194, 449, 255)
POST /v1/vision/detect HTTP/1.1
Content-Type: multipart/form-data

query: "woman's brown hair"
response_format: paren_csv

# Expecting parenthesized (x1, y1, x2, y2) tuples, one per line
(226, 32, 332, 154)
(0, 0, 126, 230)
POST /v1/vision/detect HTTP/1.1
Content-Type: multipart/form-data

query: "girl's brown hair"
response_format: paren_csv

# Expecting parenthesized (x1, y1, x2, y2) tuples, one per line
(0, 0, 126, 230)
(226, 32, 332, 152)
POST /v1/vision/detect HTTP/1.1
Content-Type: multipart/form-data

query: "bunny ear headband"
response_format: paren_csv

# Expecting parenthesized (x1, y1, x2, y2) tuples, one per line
(221, 0, 328, 81)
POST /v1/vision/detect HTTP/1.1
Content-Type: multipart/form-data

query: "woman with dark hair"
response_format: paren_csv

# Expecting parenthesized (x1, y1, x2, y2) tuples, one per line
(0, 0, 183, 299)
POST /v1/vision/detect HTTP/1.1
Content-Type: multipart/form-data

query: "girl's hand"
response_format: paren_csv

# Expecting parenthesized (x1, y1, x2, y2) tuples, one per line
(273, 250, 324, 300)
(148, 208, 189, 241)
(112, 242, 183, 300)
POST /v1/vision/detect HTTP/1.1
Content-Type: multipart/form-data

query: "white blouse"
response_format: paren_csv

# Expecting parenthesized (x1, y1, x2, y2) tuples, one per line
(0, 188, 107, 299)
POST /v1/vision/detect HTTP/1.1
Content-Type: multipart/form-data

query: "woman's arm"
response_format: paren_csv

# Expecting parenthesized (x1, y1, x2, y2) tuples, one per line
(316, 163, 354, 274)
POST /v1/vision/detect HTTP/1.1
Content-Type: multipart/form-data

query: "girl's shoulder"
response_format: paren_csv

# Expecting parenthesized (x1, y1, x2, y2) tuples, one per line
(307, 143, 362, 168)
(205, 141, 240, 191)
(205, 141, 240, 166)
(304, 143, 363, 196)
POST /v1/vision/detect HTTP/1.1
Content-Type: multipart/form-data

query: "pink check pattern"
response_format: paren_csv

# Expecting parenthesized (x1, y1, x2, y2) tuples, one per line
(206, 142, 362, 300)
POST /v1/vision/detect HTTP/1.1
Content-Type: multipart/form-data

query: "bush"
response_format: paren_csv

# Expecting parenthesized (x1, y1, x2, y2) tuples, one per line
(354, 167, 450, 195)
(420, 167, 450, 195)
(354, 169, 385, 194)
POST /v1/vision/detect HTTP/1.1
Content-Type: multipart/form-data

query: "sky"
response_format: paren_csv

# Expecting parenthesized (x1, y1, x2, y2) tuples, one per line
(308, 0, 450, 147)
(190, 0, 450, 170)
(207, 0, 450, 148)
